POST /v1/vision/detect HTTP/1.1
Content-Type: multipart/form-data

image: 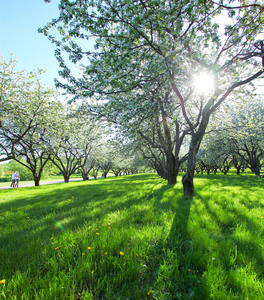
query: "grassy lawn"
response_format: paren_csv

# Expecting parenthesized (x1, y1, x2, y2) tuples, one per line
(0, 173, 264, 299)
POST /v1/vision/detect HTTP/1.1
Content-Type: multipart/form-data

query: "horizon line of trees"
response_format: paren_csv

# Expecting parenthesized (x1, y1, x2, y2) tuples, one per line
(0, 56, 145, 186)
(1, 54, 263, 188)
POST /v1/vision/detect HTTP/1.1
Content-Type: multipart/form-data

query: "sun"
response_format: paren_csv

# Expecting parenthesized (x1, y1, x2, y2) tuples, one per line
(193, 72, 215, 95)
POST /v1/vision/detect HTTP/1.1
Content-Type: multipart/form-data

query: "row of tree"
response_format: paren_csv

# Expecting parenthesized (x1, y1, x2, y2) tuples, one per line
(0, 56, 141, 185)
(1, 1, 264, 194)
(41, 0, 264, 196)
(195, 94, 264, 175)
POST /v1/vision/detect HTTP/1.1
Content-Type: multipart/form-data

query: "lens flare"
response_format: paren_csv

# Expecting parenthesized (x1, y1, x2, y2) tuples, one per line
(193, 72, 215, 95)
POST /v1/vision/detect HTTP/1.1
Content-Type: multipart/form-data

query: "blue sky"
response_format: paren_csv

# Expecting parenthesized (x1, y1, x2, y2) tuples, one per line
(0, 0, 63, 88)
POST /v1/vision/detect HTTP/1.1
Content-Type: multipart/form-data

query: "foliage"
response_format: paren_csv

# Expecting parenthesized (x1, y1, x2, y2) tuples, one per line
(199, 93, 264, 175)
(4, 160, 34, 181)
(40, 0, 264, 195)
(1, 173, 264, 298)
(0, 55, 65, 185)
(1, 160, 60, 181)
(49, 104, 105, 182)
(0, 165, 4, 179)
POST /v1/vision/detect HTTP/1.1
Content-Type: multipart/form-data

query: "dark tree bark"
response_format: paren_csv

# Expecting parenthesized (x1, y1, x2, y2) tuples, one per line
(182, 136, 198, 197)
(237, 144, 262, 176)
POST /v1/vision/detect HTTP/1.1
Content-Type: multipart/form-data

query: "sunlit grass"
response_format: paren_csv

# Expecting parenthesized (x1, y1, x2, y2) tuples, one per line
(0, 173, 264, 299)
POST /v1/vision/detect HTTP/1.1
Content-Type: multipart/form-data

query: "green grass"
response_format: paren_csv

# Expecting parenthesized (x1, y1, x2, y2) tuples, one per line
(0, 173, 264, 299)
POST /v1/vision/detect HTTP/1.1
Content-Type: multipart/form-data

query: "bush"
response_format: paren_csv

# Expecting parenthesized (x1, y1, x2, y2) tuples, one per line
(0, 178, 9, 182)
(4, 161, 33, 181)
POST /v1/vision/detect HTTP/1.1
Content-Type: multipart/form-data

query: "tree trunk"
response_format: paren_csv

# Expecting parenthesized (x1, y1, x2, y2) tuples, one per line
(165, 154, 179, 185)
(34, 177, 40, 186)
(254, 169, 260, 176)
(182, 138, 197, 197)
(64, 175, 70, 183)
(249, 159, 260, 176)
(182, 172, 194, 197)
(167, 171, 178, 185)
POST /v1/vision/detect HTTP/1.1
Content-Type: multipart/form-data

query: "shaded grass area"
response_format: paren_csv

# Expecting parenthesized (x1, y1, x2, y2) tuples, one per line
(0, 173, 264, 299)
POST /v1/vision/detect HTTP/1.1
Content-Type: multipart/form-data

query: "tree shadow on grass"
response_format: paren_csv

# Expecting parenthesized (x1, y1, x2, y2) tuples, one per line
(0, 175, 170, 279)
(194, 172, 264, 190)
(1, 174, 198, 299)
(145, 194, 210, 300)
(193, 191, 264, 299)
(143, 173, 264, 299)
(3, 173, 263, 299)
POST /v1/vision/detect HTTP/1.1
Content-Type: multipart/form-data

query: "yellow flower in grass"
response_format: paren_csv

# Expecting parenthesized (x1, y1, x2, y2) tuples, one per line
(105, 252, 108, 255)
(55, 246, 60, 250)
(88, 247, 91, 250)
(120, 251, 124, 256)
(96, 232, 99, 235)
(0, 279, 5, 284)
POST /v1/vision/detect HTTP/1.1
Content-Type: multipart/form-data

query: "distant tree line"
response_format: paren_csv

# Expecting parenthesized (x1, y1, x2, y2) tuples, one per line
(0, 56, 143, 185)
(195, 95, 264, 176)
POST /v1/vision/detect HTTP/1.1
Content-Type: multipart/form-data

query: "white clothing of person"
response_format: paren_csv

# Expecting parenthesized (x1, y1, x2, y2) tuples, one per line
(15, 172, 20, 187)
(11, 171, 16, 188)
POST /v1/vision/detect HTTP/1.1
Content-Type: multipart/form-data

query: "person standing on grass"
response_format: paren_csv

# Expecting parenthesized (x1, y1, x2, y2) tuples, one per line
(10, 171, 16, 188)
(15, 171, 20, 187)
